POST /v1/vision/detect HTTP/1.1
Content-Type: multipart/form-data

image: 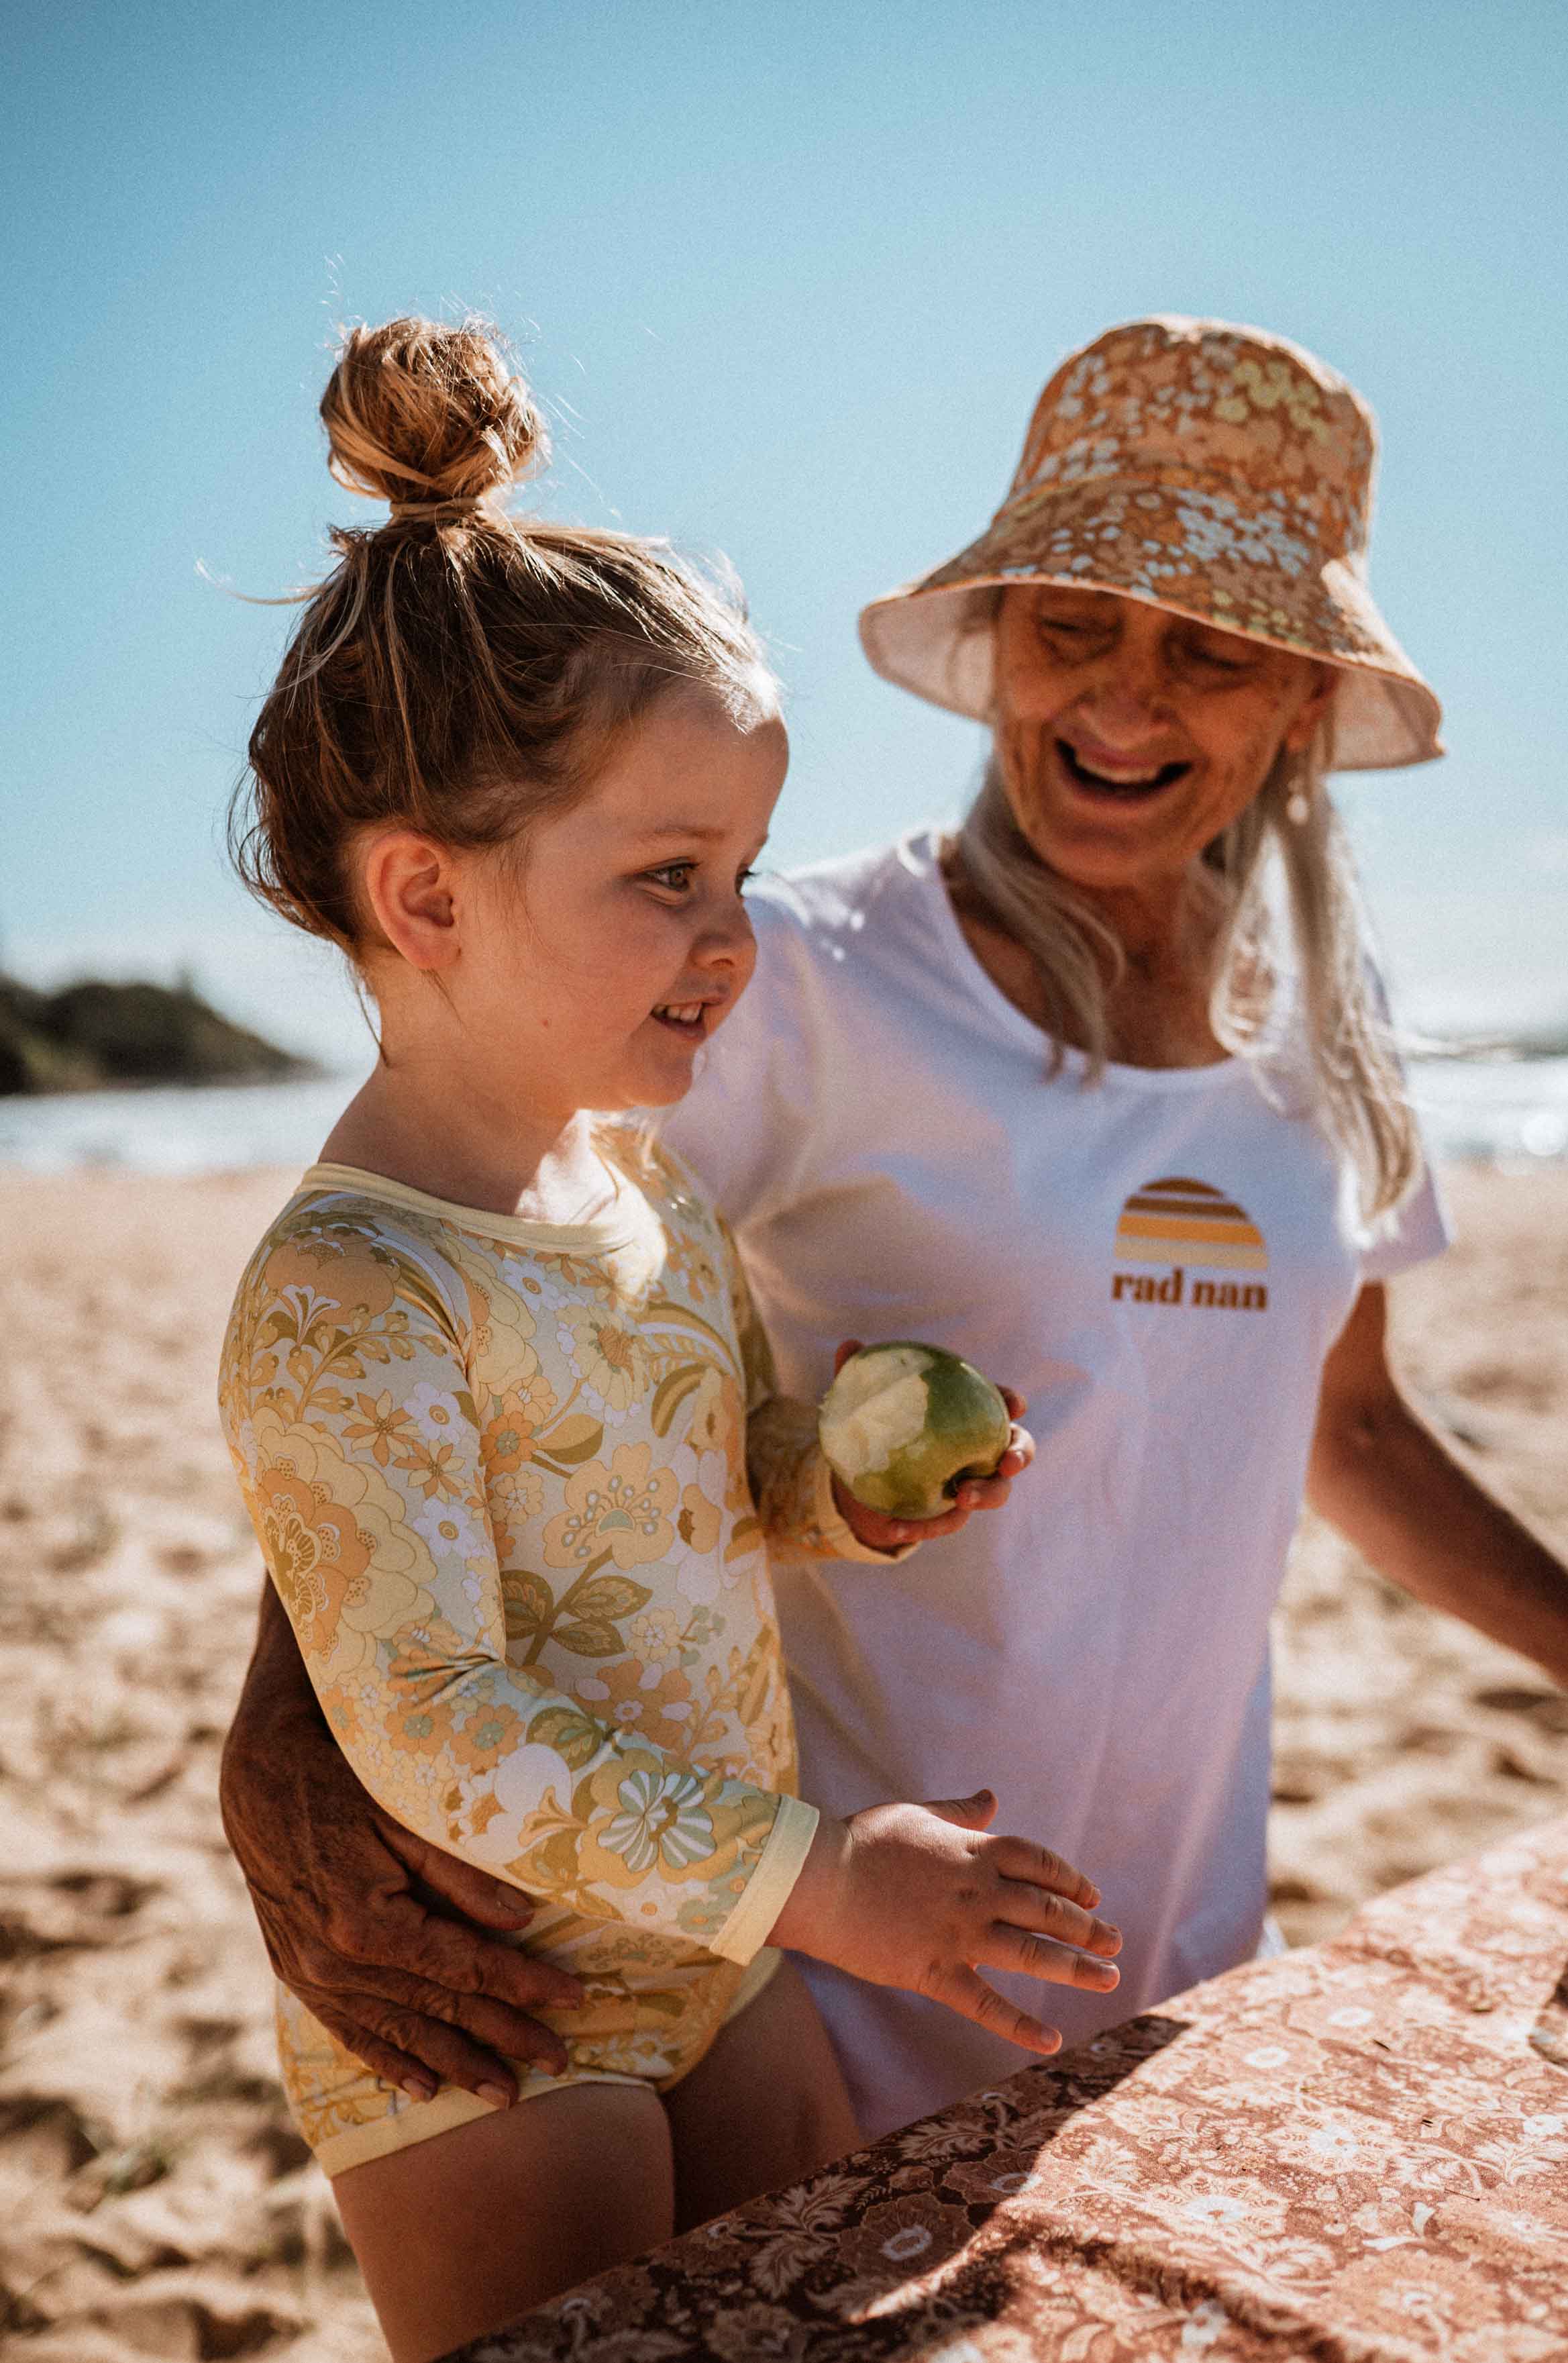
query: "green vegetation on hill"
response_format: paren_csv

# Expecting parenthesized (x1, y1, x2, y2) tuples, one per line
(0, 972, 315, 1095)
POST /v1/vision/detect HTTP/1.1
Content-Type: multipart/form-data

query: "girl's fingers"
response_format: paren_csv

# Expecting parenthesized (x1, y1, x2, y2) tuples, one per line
(955, 1476, 1010, 1512)
(998, 1387, 1029, 1421)
(994, 1880, 1121, 1957)
(951, 1427, 1035, 1511)
(923, 1964, 1063, 2055)
(989, 1835, 1103, 1909)
(986, 1925, 1122, 1993)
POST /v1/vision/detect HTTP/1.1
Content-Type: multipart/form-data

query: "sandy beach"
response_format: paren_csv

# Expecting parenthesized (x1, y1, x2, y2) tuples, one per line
(1, 1161, 1563, 2360)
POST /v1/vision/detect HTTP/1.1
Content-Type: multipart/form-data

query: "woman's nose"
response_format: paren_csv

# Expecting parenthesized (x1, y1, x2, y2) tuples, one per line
(1074, 684, 1173, 752)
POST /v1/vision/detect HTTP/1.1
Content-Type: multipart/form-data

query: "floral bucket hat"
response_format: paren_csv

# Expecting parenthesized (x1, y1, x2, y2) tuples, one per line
(859, 315, 1443, 770)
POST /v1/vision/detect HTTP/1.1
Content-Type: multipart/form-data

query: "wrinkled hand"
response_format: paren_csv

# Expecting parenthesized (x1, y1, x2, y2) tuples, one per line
(770, 1788, 1120, 2053)
(220, 1589, 580, 2106)
(829, 1338, 1035, 1554)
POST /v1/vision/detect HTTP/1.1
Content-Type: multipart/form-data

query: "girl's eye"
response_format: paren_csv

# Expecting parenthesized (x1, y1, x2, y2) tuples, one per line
(645, 862, 695, 893)
(736, 865, 757, 893)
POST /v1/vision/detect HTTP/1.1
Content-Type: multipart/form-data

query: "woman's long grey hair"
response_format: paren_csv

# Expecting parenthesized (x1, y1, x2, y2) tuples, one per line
(954, 723, 1421, 1220)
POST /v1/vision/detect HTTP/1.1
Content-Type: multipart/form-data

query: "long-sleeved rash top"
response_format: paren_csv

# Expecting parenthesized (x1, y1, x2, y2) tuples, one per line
(219, 1139, 888, 2174)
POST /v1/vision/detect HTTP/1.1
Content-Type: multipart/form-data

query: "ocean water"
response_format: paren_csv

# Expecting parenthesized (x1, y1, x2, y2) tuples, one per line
(2, 1057, 1566, 1174)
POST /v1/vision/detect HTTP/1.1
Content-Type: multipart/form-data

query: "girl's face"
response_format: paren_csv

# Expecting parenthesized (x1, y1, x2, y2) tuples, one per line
(992, 587, 1335, 901)
(445, 685, 788, 1119)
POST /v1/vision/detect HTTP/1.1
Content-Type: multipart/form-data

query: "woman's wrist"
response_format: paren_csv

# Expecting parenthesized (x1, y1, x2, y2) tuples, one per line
(235, 1580, 322, 1735)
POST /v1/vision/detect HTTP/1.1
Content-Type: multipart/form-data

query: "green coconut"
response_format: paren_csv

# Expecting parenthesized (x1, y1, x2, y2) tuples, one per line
(818, 1341, 1012, 1521)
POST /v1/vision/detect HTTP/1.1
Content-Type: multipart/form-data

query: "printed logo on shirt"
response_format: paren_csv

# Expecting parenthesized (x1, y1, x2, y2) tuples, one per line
(1111, 1176, 1269, 1311)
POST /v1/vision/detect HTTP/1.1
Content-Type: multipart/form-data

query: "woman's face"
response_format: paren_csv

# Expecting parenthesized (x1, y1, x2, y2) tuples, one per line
(992, 587, 1336, 901)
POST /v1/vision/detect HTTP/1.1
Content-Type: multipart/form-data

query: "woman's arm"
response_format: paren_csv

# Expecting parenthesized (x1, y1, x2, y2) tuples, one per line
(220, 1577, 582, 2105)
(1307, 1282, 1568, 1684)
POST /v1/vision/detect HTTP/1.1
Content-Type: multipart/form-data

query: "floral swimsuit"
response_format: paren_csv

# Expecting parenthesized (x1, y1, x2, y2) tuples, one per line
(219, 1141, 878, 2177)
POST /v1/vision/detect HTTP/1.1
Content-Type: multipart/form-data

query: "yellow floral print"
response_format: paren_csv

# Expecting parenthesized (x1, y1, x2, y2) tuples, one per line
(220, 1141, 891, 2176)
(542, 1442, 678, 1571)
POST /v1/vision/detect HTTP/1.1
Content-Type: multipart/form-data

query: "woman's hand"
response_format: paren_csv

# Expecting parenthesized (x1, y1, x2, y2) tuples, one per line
(221, 1585, 582, 2107)
(769, 1789, 1120, 2054)
(829, 1338, 1035, 1554)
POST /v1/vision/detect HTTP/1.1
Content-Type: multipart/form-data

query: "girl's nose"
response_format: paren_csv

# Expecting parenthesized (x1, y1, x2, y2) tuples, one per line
(692, 902, 754, 971)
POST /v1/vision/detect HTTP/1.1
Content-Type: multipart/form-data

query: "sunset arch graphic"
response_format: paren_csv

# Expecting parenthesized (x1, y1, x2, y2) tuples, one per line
(1114, 1176, 1268, 1270)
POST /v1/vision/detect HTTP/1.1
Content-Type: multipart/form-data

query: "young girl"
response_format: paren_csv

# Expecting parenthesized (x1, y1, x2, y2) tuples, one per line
(218, 315, 1121, 2362)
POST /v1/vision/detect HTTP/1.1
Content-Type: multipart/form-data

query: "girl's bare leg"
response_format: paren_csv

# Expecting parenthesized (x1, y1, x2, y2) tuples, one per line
(333, 2082, 674, 2363)
(663, 1956, 864, 2232)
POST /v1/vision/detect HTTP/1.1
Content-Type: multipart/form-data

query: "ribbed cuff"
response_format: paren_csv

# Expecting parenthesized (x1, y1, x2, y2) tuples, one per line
(811, 1452, 920, 1563)
(711, 1793, 821, 1966)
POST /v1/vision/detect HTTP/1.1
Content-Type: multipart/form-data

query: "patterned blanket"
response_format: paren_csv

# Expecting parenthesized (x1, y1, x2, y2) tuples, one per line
(446, 1816, 1568, 2360)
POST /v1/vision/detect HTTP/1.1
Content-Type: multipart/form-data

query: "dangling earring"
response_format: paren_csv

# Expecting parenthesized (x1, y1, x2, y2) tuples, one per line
(1285, 761, 1312, 827)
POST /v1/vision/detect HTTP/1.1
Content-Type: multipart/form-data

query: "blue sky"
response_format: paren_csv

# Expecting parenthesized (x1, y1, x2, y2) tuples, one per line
(3, 0, 1565, 1066)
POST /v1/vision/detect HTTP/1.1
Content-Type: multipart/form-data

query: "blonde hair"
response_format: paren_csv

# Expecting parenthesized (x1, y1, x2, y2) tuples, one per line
(955, 716, 1421, 1219)
(231, 315, 774, 952)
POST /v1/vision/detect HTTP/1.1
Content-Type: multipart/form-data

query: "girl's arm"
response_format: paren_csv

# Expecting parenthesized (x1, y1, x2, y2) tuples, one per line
(1308, 1282, 1568, 1682)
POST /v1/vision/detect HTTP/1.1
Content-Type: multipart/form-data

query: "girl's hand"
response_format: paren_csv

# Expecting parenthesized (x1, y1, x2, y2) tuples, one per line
(769, 1789, 1120, 2053)
(829, 1338, 1035, 1553)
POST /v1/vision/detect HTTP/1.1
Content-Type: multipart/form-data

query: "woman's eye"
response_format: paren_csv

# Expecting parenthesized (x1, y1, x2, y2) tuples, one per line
(1037, 617, 1108, 654)
(1186, 640, 1250, 674)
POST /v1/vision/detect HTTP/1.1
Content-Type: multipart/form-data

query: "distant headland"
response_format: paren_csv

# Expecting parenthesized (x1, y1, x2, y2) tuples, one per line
(0, 971, 317, 1095)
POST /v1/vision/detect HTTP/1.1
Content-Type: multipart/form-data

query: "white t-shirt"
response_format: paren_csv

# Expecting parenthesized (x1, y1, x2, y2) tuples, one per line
(662, 826, 1447, 2138)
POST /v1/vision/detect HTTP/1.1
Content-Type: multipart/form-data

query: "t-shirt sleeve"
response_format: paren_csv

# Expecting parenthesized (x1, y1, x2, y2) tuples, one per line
(218, 1210, 815, 1965)
(1358, 1148, 1451, 1281)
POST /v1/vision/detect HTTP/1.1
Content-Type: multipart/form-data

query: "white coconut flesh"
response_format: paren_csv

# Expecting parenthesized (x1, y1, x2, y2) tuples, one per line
(819, 1346, 935, 1478)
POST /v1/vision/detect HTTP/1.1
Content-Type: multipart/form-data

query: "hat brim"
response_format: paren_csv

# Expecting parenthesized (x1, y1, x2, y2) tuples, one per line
(858, 480, 1443, 772)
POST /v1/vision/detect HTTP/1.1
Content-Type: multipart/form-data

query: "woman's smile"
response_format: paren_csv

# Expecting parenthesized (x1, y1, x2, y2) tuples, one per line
(1053, 733, 1194, 799)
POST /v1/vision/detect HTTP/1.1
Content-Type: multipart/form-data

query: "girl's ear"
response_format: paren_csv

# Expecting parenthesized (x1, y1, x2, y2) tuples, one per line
(361, 832, 462, 970)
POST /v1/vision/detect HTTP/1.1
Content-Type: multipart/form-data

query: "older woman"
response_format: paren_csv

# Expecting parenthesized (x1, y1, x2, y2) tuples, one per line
(221, 317, 1568, 2144)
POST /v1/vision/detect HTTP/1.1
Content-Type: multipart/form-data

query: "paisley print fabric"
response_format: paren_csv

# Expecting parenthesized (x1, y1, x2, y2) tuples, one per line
(219, 1142, 885, 2175)
(448, 1815, 1568, 2362)
(859, 315, 1443, 770)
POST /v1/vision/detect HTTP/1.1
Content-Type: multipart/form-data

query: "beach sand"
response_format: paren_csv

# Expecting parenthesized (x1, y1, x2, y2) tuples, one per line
(0, 1162, 1563, 2359)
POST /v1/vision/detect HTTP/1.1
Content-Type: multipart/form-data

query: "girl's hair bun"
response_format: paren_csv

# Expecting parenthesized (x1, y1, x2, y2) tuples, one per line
(320, 315, 547, 511)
